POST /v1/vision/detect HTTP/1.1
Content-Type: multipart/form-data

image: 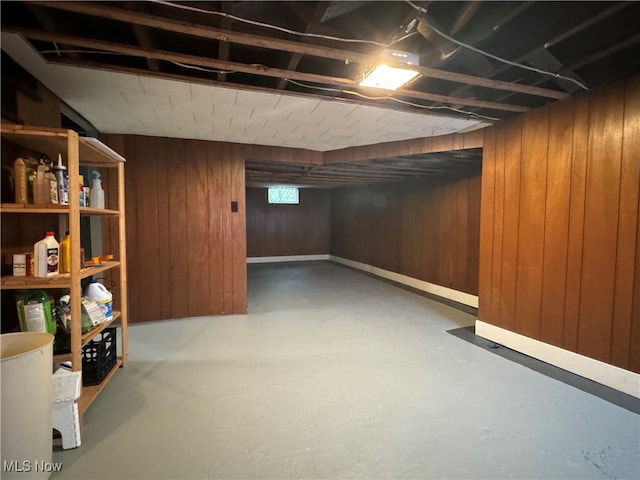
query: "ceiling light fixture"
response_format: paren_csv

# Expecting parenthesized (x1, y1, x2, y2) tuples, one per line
(359, 50, 420, 90)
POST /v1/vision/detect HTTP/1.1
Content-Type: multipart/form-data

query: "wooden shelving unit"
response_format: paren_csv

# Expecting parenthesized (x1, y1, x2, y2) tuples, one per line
(0, 123, 128, 418)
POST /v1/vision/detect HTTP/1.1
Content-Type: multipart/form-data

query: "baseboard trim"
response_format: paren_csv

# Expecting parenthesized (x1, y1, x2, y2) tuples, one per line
(247, 254, 330, 264)
(329, 255, 479, 308)
(475, 320, 640, 399)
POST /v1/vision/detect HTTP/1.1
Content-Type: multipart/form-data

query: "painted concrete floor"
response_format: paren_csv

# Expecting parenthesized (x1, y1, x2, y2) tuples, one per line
(52, 261, 639, 479)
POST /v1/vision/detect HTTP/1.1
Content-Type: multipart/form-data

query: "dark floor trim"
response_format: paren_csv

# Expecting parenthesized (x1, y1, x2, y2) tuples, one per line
(448, 326, 640, 415)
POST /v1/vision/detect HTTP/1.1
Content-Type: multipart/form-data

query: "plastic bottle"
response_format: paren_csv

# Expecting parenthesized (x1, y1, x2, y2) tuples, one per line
(34, 231, 59, 277)
(13, 158, 28, 204)
(53, 154, 69, 205)
(33, 162, 48, 204)
(59, 232, 71, 273)
(45, 167, 58, 204)
(16, 290, 57, 335)
(89, 170, 105, 209)
(85, 282, 113, 321)
(78, 175, 86, 207)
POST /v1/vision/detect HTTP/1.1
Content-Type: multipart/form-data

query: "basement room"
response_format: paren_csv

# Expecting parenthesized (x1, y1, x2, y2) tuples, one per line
(1, 1, 638, 479)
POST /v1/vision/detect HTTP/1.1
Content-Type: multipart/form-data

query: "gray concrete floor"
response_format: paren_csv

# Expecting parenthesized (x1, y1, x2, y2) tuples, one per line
(53, 261, 639, 479)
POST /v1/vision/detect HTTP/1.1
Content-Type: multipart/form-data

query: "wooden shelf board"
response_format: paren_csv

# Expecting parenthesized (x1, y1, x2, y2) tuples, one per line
(0, 203, 69, 214)
(81, 311, 121, 345)
(0, 203, 119, 215)
(78, 358, 123, 414)
(1, 125, 125, 166)
(79, 261, 121, 279)
(1, 262, 121, 289)
(80, 206, 120, 216)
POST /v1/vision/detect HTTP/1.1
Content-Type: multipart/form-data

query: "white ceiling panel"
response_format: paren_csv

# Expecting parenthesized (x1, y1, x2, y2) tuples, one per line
(2, 32, 489, 151)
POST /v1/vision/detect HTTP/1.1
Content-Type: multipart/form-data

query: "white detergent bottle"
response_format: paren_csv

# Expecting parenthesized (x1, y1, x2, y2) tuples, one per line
(89, 171, 105, 209)
(34, 231, 59, 277)
(85, 282, 113, 321)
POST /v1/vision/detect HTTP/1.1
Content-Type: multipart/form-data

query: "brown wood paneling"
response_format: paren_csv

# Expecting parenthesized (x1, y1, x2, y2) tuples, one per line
(123, 135, 141, 323)
(611, 76, 640, 369)
(167, 138, 189, 319)
(117, 135, 246, 322)
(563, 94, 590, 351)
(332, 169, 481, 296)
(490, 125, 505, 324)
(186, 139, 211, 317)
(134, 136, 162, 322)
(578, 85, 624, 363)
(539, 99, 574, 347)
(230, 148, 247, 314)
(246, 187, 330, 257)
(515, 106, 549, 339)
(15, 84, 61, 128)
(480, 73, 640, 373)
(207, 142, 225, 314)
(497, 118, 522, 332)
(155, 137, 171, 319)
(478, 128, 496, 319)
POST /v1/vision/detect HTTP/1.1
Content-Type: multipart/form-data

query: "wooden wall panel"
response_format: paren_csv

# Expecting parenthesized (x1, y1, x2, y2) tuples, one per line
(331, 169, 482, 296)
(113, 135, 246, 323)
(479, 73, 640, 372)
(515, 107, 549, 339)
(167, 138, 189, 318)
(478, 128, 496, 319)
(539, 100, 573, 347)
(563, 95, 590, 351)
(612, 76, 640, 369)
(578, 85, 624, 363)
(246, 187, 330, 257)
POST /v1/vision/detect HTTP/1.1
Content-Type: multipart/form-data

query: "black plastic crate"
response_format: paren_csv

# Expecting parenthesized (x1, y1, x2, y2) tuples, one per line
(82, 327, 117, 386)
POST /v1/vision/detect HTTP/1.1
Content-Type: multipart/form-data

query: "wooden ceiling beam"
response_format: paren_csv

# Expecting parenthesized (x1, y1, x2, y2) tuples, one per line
(277, 2, 330, 90)
(28, 1, 568, 100)
(11, 26, 529, 113)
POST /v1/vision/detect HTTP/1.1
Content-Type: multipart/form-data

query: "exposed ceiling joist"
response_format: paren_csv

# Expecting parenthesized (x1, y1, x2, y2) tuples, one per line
(7, 26, 531, 113)
(27, 1, 568, 101)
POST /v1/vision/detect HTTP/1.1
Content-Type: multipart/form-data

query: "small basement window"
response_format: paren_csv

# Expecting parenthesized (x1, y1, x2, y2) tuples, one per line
(268, 186, 299, 204)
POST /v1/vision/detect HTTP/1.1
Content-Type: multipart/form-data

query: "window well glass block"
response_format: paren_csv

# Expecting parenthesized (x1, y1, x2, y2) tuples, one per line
(268, 186, 299, 204)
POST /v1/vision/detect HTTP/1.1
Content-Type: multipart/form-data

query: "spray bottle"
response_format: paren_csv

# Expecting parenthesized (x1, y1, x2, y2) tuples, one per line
(89, 170, 105, 209)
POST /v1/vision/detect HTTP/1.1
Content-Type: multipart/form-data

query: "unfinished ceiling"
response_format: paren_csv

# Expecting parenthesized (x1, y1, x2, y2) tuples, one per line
(2, 1, 639, 187)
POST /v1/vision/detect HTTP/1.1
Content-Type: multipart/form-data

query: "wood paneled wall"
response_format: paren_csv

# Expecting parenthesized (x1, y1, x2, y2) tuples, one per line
(479, 74, 640, 372)
(246, 187, 330, 257)
(102, 135, 247, 323)
(331, 170, 481, 295)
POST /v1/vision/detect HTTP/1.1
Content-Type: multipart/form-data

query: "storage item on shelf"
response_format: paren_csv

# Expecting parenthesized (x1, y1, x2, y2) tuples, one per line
(13, 158, 28, 203)
(89, 170, 105, 209)
(78, 175, 86, 207)
(85, 282, 113, 321)
(33, 161, 49, 204)
(57, 295, 97, 334)
(12, 254, 26, 277)
(53, 154, 69, 206)
(81, 328, 117, 386)
(34, 231, 59, 277)
(81, 297, 107, 328)
(59, 232, 71, 274)
(45, 163, 58, 204)
(16, 289, 57, 335)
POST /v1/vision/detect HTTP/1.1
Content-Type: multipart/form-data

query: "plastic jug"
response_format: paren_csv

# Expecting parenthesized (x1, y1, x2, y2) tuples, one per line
(34, 231, 59, 277)
(84, 282, 113, 321)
